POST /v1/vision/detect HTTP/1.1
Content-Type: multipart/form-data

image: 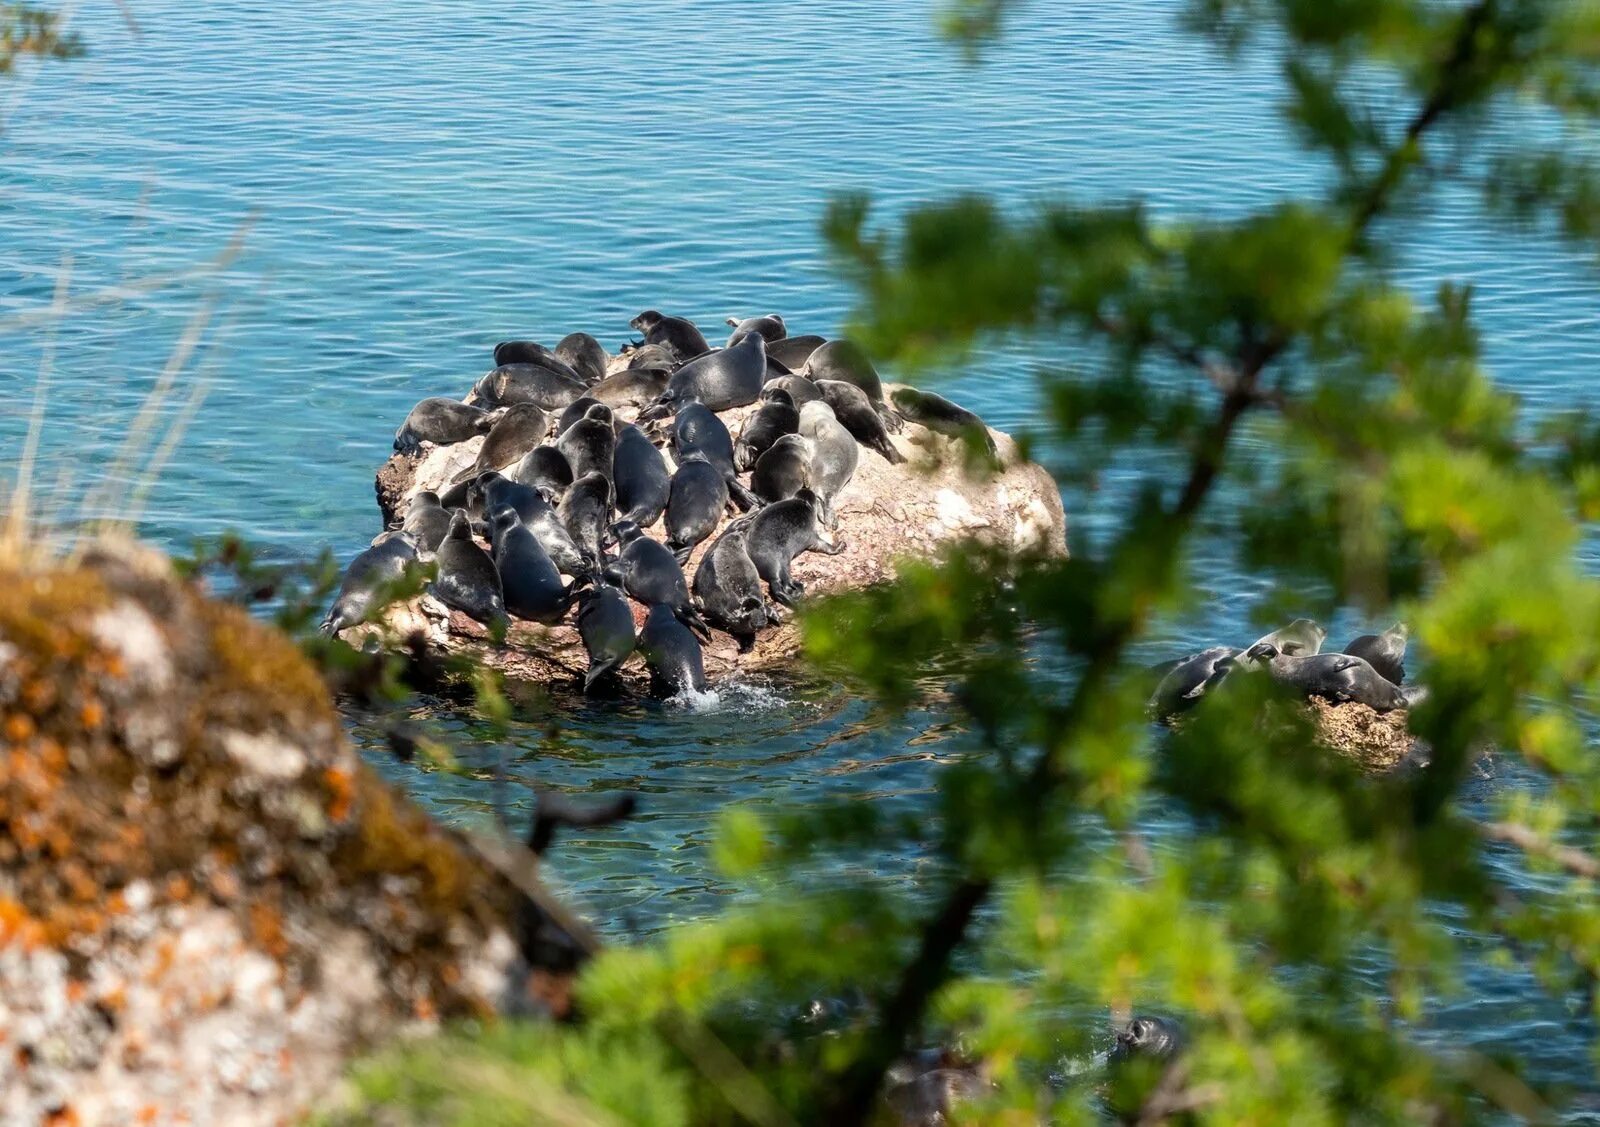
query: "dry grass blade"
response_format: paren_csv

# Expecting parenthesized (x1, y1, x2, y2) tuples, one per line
(3, 253, 72, 566)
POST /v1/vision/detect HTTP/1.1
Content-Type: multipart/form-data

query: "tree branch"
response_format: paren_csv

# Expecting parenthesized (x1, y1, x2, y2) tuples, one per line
(1478, 819, 1600, 880)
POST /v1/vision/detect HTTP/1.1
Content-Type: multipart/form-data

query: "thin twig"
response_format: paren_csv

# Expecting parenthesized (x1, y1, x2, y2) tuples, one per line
(1478, 820, 1600, 880)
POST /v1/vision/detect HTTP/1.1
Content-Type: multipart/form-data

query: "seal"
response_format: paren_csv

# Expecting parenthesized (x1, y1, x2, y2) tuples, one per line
(591, 366, 668, 410)
(816, 379, 905, 464)
(399, 490, 453, 554)
(471, 471, 545, 530)
(320, 530, 418, 635)
(745, 488, 846, 607)
(750, 433, 813, 505)
(605, 520, 711, 640)
(559, 472, 614, 572)
(1148, 646, 1237, 720)
(433, 510, 506, 625)
(557, 403, 617, 485)
(638, 331, 767, 420)
(630, 310, 710, 362)
(624, 342, 679, 371)
(436, 475, 477, 518)
(555, 331, 610, 385)
(764, 374, 823, 408)
(490, 506, 580, 624)
(612, 422, 672, 530)
(734, 385, 800, 472)
(1111, 1016, 1184, 1065)
(575, 582, 637, 691)
(1342, 623, 1408, 684)
(472, 363, 587, 411)
(1243, 643, 1423, 712)
(476, 471, 590, 578)
(766, 334, 826, 372)
(725, 313, 787, 346)
(801, 338, 901, 432)
(451, 402, 549, 484)
(555, 396, 605, 439)
(493, 340, 586, 385)
(668, 401, 759, 511)
(507, 444, 574, 500)
(889, 387, 998, 462)
(1248, 618, 1327, 658)
(638, 602, 708, 696)
(693, 517, 775, 653)
(798, 400, 859, 529)
(665, 453, 731, 564)
(394, 397, 494, 455)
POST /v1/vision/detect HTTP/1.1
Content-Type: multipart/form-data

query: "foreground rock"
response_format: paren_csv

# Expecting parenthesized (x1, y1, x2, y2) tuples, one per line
(0, 541, 580, 1125)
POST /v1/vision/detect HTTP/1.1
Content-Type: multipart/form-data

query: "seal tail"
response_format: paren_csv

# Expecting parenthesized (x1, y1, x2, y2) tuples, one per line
(583, 658, 619, 692)
(679, 604, 713, 644)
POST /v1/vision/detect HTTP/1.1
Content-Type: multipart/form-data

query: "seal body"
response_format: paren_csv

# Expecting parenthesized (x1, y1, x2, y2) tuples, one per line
(693, 518, 772, 652)
(605, 521, 710, 639)
(555, 396, 605, 439)
(669, 402, 758, 511)
(764, 374, 822, 408)
(433, 511, 506, 625)
(766, 334, 826, 372)
(630, 310, 709, 362)
(508, 445, 573, 500)
(745, 489, 846, 606)
(639, 603, 708, 696)
(1245, 643, 1417, 711)
(591, 367, 668, 410)
(725, 313, 787, 346)
(890, 387, 998, 461)
(801, 339, 899, 431)
(575, 583, 636, 690)
(400, 491, 452, 553)
(555, 331, 610, 385)
(452, 402, 549, 484)
(473, 363, 587, 410)
(1248, 618, 1327, 659)
(1148, 646, 1237, 719)
(798, 400, 859, 529)
(557, 403, 617, 485)
(478, 472, 588, 578)
(320, 531, 418, 635)
(624, 342, 679, 372)
(493, 340, 585, 385)
(639, 331, 768, 419)
(1343, 623, 1408, 684)
(816, 379, 904, 464)
(665, 454, 730, 564)
(750, 433, 813, 505)
(612, 423, 671, 529)
(734, 386, 799, 472)
(395, 397, 493, 454)
(559, 472, 614, 572)
(491, 508, 574, 624)
(1111, 1016, 1184, 1065)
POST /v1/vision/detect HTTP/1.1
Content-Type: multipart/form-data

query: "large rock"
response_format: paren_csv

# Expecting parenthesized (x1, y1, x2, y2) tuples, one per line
(0, 540, 580, 1125)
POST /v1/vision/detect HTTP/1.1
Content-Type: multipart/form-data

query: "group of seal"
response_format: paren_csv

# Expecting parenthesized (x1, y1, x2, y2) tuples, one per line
(1147, 619, 1423, 720)
(325, 310, 999, 699)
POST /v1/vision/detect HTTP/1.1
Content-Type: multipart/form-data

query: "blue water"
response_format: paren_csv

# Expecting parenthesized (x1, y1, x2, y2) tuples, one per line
(5, 0, 1599, 1109)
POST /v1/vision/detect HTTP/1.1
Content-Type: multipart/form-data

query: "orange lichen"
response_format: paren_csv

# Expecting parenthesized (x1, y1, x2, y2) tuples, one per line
(324, 764, 355, 824)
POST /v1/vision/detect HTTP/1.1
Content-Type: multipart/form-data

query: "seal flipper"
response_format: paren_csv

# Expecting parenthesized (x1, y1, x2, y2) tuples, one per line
(728, 479, 761, 512)
(676, 604, 713, 644)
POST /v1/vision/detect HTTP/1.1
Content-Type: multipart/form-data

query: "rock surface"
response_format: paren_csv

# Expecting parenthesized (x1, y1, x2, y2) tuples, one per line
(0, 540, 577, 1126)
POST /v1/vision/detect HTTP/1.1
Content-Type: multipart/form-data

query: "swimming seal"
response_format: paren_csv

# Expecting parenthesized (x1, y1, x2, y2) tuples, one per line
(1148, 646, 1237, 720)
(638, 603, 708, 697)
(320, 530, 419, 635)
(507, 444, 574, 500)
(693, 517, 775, 653)
(734, 385, 800, 472)
(816, 379, 905, 464)
(612, 422, 672, 529)
(725, 313, 787, 346)
(630, 310, 710, 362)
(555, 331, 610, 385)
(472, 363, 587, 410)
(1342, 623, 1408, 684)
(493, 340, 586, 385)
(559, 472, 614, 572)
(668, 401, 759, 511)
(801, 338, 901, 432)
(451, 402, 549, 484)
(1243, 643, 1423, 712)
(1248, 618, 1327, 659)
(750, 433, 813, 505)
(638, 330, 768, 420)
(797, 400, 858, 529)
(557, 403, 617, 485)
(889, 387, 998, 462)
(399, 491, 453, 554)
(766, 334, 826, 372)
(490, 506, 579, 624)
(433, 511, 506, 626)
(665, 453, 730, 564)
(394, 397, 495, 455)
(1111, 1016, 1185, 1065)
(745, 488, 846, 607)
(575, 582, 637, 691)
(605, 520, 711, 640)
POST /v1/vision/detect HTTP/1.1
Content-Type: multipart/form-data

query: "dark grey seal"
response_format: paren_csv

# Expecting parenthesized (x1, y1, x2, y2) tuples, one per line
(557, 403, 617, 485)
(490, 506, 579, 625)
(1248, 618, 1327, 659)
(638, 603, 708, 697)
(605, 520, 711, 640)
(638, 331, 768, 420)
(750, 433, 813, 506)
(889, 387, 998, 462)
(668, 401, 759, 511)
(591, 367, 668, 410)
(797, 400, 858, 529)
(629, 310, 709, 362)
(801, 338, 900, 432)
(1111, 1016, 1184, 1065)
(745, 488, 846, 607)
(624, 342, 679, 371)
(400, 491, 453, 554)
(477, 472, 589, 579)
(472, 363, 587, 411)
(493, 340, 586, 384)
(1343, 623, 1408, 684)
(452, 402, 549, 484)
(575, 582, 636, 691)
(693, 517, 774, 653)
(766, 334, 826, 372)
(555, 396, 605, 439)
(734, 385, 800, 472)
(394, 397, 494, 455)
(433, 511, 506, 626)
(816, 379, 904, 464)
(612, 422, 671, 529)
(559, 472, 614, 572)
(1147, 646, 1237, 720)
(1244, 643, 1423, 712)
(436, 476, 477, 517)
(319, 530, 418, 635)
(507, 444, 573, 500)
(764, 373, 823, 408)
(555, 332, 609, 385)
(665, 453, 730, 564)
(725, 313, 787, 346)
(470, 471, 545, 530)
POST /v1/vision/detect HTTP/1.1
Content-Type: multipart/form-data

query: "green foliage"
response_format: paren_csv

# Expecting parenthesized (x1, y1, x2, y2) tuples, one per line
(0, 4, 81, 74)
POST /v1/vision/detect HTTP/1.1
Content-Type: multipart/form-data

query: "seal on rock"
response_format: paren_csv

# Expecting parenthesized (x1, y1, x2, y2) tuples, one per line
(508, 445, 574, 500)
(630, 310, 709, 362)
(452, 402, 549, 484)
(801, 338, 900, 432)
(1248, 618, 1327, 658)
(476, 472, 590, 579)
(667, 401, 759, 511)
(557, 403, 617, 485)
(399, 491, 453, 554)
(559, 472, 614, 572)
(491, 506, 579, 625)
(493, 340, 586, 385)
(764, 374, 823, 408)
(734, 385, 800, 472)
(555, 396, 605, 439)
(473, 363, 587, 411)
(638, 603, 708, 697)
(434, 510, 506, 626)
(638, 331, 768, 420)
(1148, 646, 1237, 720)
(612, 422, 672, 529)
(591, 367, 668, 410)
(798, 400, 859, 529)
(1343, 623, 1408, 684)
(605, 520, 711, 640)
(624, 342, 679, 371)
(766, 334, 826, 372)
(693, 517, 775, 653)
(725, 313, 787, 346)
(1243, 643, 1421, 712)
(320, 530, 419, 635)
(750, 433, 813, 505)
(745, 488, 846, 607)
(575, 582, 637, 691)
(555, 331, 609, 385)
(394, 398, 495, 455)
(889, 387, 998, 462)
(665, 453, 730, 564)
(816, 379, 905, 464)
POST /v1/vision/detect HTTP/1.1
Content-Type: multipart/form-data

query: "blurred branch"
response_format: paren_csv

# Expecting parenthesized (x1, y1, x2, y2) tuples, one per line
(1478, 820, 1600, 880)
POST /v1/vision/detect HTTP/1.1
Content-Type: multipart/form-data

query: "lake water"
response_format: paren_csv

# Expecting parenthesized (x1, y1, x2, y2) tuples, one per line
(4, 0, 1598, 1110)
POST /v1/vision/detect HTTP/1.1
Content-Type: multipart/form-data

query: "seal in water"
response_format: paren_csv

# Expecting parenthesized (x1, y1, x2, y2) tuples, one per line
(434, 510, 506, 626)
(750, 433, 813, 505)
(612, 422, 671, 530)
(725, 313, 787, 346)
(1243, 643, 1422, 712)
(638, 603, 708, 697)
(734, 385, 800, 472)
(400, 490, 453, 553)
(490, 506, 579, 624)
(493, 340, 586, 385)
(559, 472, 614, 571)
(508, 444, 573, 500)
(591, 366, 668, 410)
(668, 401, 759, 511)
(816, 379, 905, 464)
(1148, 646, 1237, 720)
(630, 310, 709, 362)
(764, 373, 823, 408)
(766, 334, 826, 371)
(665, 453, 730, 564)
(320, 530, 418, 635)
(472, 363, 587, 411)
(1111, 1017, 1185, 1065)
(451, 402, 549, 484)
(476, 472, 589, 578)
(557, 403, 617, 485)
(575, 582, 637, 691)
(1342, 623, 1408, 684)
(555, 396, 605, 439)
(693, 517, 774, 653)
(605, 520, 711, 640)
(801, 338, 900, 432)
(394, 397, 494, 455)
(638, 330, 768, 420)
(889, 387, 998, 462)
(1248, 618, 1327, 659)
(798, 400, 858, 529)
(745, 488, 846, 607)
(555, 331, 609, 385)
